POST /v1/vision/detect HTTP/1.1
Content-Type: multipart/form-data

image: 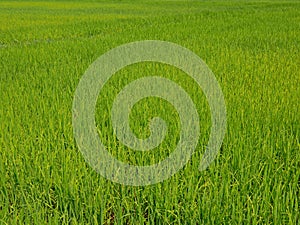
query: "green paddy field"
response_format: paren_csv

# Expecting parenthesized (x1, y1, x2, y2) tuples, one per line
(0, 0, 299, 224)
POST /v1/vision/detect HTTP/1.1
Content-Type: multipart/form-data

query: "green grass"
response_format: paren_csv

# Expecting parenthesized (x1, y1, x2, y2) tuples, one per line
(0, 0, 299, 224)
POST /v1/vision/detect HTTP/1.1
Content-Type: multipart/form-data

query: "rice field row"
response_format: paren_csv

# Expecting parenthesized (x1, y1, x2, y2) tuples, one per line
(0, 0, 299, 224)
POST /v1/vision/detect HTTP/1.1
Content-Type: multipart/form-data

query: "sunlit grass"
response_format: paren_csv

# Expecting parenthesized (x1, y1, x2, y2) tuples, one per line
(0, 0, 299, 224)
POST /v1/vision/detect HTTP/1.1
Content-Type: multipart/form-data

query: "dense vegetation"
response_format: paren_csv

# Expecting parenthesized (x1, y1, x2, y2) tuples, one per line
(0, 1, 299, 224)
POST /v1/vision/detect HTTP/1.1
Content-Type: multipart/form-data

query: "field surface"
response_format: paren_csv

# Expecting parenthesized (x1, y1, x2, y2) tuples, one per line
(0, 0, 299, 224)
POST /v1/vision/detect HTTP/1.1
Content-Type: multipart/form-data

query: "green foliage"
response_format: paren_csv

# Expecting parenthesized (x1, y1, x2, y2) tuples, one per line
(0, 0, 299, 224)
